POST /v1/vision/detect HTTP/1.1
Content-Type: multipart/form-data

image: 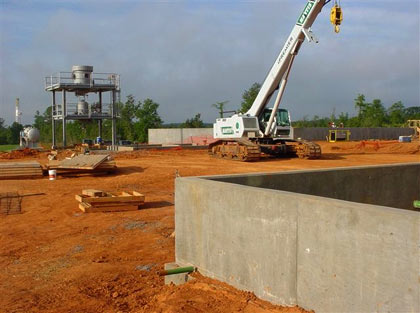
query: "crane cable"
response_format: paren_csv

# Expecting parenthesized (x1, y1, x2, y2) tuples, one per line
(330, 0, 343, 33)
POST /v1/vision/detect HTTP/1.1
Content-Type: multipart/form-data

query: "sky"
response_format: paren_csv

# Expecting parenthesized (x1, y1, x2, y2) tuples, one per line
(0, 0, 419, 125)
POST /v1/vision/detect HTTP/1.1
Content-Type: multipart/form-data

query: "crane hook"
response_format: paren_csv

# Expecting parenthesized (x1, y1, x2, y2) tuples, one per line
(330, 0, 343, 33)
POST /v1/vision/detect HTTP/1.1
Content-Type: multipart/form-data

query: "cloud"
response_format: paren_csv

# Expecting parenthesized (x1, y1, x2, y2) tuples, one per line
(0, 0, 418, 127)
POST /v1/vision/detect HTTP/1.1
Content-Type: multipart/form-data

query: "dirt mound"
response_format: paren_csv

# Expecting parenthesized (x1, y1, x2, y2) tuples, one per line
(320, 141, 420, 154)
(142, 273, 310, 313)
(0, 148, 39, 159)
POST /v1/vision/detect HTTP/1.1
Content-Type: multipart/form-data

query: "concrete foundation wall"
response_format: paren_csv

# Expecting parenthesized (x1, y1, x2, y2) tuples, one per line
(149, 127, 413, 144)
(209, 163, 420, 211)
(148, 128, 213, 144)
(175, 163, 420, 312)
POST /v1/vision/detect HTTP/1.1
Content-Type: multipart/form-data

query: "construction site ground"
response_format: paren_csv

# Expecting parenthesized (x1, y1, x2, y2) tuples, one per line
(1, 140, 419, 313)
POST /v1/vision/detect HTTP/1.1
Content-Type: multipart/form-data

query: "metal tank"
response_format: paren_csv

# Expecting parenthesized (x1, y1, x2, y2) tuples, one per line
(72, 65, 93, 84)
(77, 98, 89, 115)
(20, 127, 40, 148)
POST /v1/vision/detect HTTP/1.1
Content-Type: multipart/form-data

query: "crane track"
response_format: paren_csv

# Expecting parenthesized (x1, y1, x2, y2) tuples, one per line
(208, 139, 261, 162)
(209, 139, 321, 161)
(292, 140, 322, 159)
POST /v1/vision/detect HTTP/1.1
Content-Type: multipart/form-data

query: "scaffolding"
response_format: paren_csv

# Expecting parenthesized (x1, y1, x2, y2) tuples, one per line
(45, 65, 120, 149)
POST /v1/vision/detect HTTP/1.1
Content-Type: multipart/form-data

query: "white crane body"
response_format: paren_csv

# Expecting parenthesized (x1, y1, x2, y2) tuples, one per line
(210, 0, 328, 161)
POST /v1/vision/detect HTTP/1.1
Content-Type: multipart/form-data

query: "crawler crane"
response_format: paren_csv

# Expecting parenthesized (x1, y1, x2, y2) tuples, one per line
(209, 0, 343, 161)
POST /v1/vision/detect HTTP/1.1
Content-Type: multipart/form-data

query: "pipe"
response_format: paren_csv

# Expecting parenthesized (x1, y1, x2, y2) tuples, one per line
(159, 266, 195, 276)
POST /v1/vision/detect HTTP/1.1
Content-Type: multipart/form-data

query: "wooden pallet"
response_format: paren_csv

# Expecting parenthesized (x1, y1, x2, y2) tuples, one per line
(75, 190, 145, 213)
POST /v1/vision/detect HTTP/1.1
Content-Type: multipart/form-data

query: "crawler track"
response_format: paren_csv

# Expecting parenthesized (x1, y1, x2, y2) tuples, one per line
(208, 139, 261, 161)
(289, 140, 322, 159)
(209, 139, 322, 161)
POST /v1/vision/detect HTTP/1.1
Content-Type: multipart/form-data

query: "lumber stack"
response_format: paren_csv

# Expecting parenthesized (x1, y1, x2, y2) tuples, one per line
(0, 162, 43, 179)
(75, 189, 145, 213)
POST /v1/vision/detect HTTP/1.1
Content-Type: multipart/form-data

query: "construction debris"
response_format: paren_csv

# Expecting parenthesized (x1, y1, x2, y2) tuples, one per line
(0, 192, 22, 215)
(0, 161, 43, 179)
(75, 189, 145, 213)
(0, 148, 39, 160)
(0, 192, 45, 215)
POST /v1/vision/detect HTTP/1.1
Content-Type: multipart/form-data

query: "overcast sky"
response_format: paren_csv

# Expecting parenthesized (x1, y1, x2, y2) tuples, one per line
(1, 0, 419, 125)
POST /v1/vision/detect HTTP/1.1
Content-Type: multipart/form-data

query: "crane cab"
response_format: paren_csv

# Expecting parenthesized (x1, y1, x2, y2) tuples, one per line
(260, 108, 293, 139)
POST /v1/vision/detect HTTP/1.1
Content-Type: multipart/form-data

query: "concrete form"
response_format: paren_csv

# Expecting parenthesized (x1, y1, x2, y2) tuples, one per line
(175, 163, 420, 312)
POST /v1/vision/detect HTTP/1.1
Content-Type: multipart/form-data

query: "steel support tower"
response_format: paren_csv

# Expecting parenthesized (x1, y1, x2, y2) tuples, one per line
(45, 65, 120, 149)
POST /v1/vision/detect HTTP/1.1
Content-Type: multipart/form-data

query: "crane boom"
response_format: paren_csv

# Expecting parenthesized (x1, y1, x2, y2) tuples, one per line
(245, 0, 326, 118)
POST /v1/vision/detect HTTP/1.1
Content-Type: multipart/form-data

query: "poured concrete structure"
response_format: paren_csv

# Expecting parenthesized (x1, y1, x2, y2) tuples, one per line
(175, 163, 420, 312)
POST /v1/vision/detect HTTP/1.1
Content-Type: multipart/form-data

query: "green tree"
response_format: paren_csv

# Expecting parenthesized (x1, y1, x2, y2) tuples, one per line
(33, 107, 53, 143)
(404, 106, 420, 120)
(354, 94, 367, 118)
(182, 113, 204, 128)
(7, 122, 23, 144)
(118, 94, 138, 141)
(362, 99, 386, 127)
(135, 98, 163, 143)
(212, 101, 229, 118)
(0, 118, 8, 144)
(239, 83, 261, 113)
(387, 101, 405, 126)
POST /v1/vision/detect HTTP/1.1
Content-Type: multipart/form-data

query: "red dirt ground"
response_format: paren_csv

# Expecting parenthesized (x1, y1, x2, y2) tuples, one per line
(0, 141, 418, 313)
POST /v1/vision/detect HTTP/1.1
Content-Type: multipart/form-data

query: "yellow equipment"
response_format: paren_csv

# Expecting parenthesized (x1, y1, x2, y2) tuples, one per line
(327, 129, 350, 142)
(330, 1, 343, 33)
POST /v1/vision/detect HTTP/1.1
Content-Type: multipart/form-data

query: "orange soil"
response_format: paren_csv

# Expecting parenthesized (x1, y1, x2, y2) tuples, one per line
(0, 141, 418, 313)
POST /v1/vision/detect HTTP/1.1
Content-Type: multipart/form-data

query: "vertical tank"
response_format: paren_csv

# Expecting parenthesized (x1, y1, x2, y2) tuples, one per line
(77, 97, 89, 115)
(72, 65, 93, 84)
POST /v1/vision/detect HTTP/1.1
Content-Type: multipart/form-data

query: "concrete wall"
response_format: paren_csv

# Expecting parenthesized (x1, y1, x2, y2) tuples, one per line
(293, 127, 414, 141)
(208, 163, 420, 211)
(149, 127, 414, 144)
(148, 128, 213, 145)
(175, 163, 420, 312)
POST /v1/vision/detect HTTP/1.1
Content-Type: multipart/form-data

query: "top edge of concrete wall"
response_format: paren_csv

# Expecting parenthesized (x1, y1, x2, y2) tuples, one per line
(194, 162, 420, 180)
(176, 175, 420, 217)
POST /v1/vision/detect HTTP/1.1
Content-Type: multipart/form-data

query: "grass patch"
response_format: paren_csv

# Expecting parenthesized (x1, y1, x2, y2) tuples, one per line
(0, 144, 19, 152)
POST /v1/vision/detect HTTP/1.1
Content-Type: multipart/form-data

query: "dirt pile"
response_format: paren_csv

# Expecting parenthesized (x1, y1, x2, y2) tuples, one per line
(319, 140, 420, 154)
(0, 148, 39, 159)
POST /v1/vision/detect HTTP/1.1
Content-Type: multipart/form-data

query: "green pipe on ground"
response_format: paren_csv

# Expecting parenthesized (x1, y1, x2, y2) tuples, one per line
(160, 266, 195, 276)
(414, 200, 420, 209)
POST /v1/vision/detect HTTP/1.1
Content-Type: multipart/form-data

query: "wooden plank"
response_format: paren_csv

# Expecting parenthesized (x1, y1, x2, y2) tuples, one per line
(58, 154, 109, 170)
(0, 169, 43, 173)
(79, 202, 139, 213)
(75, 195, 145, 204)
(82, 189, 106, 197)
(0, 161, 41, 168)
(75, 192, 145, 204)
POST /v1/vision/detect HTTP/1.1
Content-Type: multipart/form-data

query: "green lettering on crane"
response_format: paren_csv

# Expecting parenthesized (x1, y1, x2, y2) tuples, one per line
(297, 0, 315, 26)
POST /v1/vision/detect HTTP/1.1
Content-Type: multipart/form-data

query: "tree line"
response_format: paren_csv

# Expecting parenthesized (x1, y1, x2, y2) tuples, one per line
(1, 84, 419, 145)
